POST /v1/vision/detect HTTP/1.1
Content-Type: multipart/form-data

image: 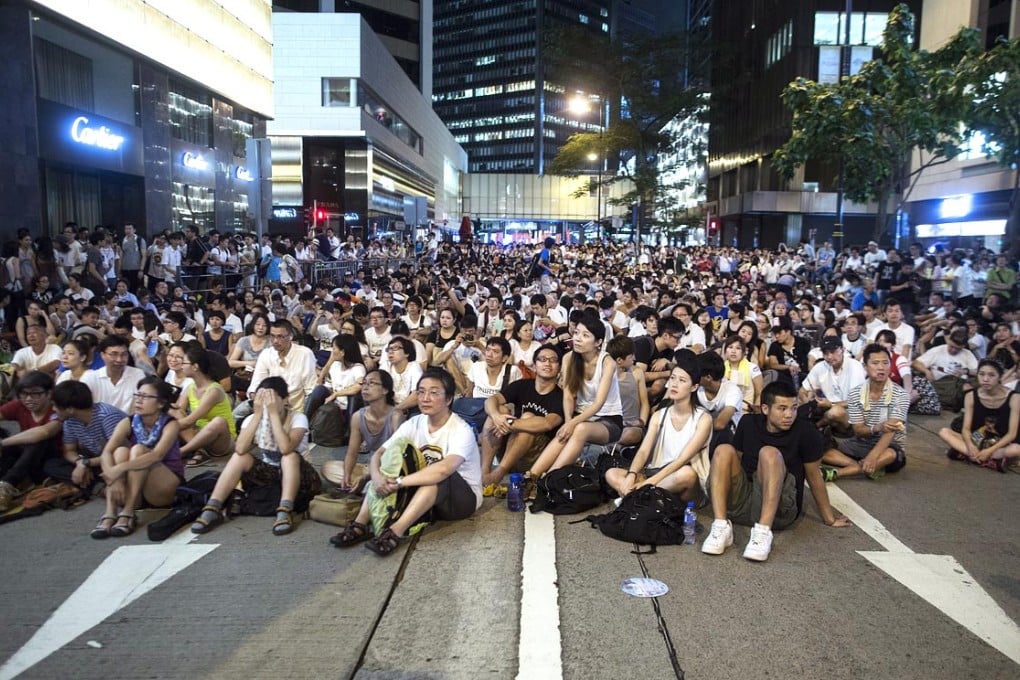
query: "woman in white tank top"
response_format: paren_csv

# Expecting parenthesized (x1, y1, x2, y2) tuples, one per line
(526, 316, 624, 480)
(605, 353, 713, 502)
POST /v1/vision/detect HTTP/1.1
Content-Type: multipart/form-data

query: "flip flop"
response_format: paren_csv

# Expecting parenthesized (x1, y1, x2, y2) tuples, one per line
(185, 450, 211, 467)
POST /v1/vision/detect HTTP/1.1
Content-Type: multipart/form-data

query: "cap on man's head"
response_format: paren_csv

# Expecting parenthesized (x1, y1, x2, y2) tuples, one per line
(820, 336, 843, 352)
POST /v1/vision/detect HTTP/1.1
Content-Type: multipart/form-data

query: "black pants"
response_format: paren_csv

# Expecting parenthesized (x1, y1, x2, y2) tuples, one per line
(0, 440, 57, 487)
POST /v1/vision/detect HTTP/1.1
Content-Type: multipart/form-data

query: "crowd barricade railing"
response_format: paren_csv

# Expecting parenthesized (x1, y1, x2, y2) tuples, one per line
(173, 264, 250, 297)
(307, 257, 420, 286)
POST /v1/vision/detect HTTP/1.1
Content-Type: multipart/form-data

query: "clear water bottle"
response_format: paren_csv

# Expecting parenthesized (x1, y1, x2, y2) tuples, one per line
(682, 502, 697, 545)
(507, 473, 525, 512)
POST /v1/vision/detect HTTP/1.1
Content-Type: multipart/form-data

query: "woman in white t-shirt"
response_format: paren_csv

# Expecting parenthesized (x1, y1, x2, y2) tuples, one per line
(191, 377, 318, 537)
(55, 338, 96, 384)
(605, 353, 713, 500)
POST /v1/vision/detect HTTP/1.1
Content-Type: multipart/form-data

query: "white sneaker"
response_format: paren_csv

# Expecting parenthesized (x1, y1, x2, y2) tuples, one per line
(742, 523, 774, 562)
(701, 519, 733, 555)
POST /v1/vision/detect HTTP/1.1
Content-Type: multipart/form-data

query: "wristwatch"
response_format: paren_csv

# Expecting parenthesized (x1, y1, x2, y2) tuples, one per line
(395, 476, 403, 488)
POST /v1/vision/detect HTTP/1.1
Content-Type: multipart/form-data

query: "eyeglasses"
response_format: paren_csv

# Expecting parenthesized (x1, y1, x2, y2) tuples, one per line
(416, 388, 446, 399)
(386, 346, 403, 353)
(363, 380, 384, 388)
(535, 355, 560, 364)
(19, 390, 46, 398)
(133, 393, 160, 400)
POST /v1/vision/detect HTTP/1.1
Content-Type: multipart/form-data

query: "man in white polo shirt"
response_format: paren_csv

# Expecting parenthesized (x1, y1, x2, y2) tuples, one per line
(799, 335, 866, 431)
(83, 335, 147, 414)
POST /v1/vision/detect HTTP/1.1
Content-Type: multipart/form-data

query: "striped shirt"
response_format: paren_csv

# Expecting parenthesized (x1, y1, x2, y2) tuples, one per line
(846, 381, 910, 449)
(62, 403, 129, 458)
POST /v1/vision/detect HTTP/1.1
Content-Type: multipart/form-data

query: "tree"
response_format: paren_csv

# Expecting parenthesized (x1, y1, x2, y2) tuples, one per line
(959, 37, 1020, 257)
(772, 4, 982, 243)
(545, 26, 708, 235)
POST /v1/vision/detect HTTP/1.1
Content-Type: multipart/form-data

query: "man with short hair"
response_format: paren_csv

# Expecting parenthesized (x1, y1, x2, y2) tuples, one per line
(0, 372, 63, 510)
(868, 299, 916, 359)
(467, 337, 521, 399)
(633, 317, 681, 403)
(701, 381, 851, 562)
(83, 335, 147, 413)
(821, 343, 909, 480)
(11, 323, 62, 379)
(119, 223, 146, 290)
(364, 306, 392, 364)
(248, 320, 318, 412)
(697, 351, 745, 453)
(841, 313, 867, 358)
(911, 328, 977, 399)
(479, 345, 566, 488)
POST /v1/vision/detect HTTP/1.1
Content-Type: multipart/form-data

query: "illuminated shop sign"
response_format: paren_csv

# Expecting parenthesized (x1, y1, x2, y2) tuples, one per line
(344, 212, 360, 222)
(70, 116, 124, 151)
(181, 152, 210, 170)
(939, 194, 973, 219)
(235, 166, 253, 181)
(273, 207, 298, 219)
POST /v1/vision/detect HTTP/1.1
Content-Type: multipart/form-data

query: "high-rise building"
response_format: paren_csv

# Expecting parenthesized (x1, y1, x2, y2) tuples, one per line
(0, 0, 273, 240)
(274, 0, 433, 99)
(432, 0, 611, 174)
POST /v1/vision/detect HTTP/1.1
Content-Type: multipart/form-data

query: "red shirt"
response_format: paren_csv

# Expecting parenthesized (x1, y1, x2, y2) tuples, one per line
(0, 400, 63, 449)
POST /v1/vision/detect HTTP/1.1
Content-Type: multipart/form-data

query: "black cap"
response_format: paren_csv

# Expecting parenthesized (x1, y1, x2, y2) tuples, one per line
(820, 336, 843, 352)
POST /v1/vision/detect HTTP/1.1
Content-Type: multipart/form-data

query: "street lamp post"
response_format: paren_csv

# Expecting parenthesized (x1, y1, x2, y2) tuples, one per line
(569, 93, 606, 243)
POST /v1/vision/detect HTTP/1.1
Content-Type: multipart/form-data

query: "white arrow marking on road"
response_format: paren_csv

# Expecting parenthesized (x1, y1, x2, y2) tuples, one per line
(517, 510, 562, 680)
(826, 484, 1020, 666)
(0, 530, 217, 680)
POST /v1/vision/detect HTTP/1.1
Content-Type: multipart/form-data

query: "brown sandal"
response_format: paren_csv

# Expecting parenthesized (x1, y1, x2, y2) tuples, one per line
(365, 528, 407, 556)
(272, 506, 295, 536)
(330, 520, 372, 548)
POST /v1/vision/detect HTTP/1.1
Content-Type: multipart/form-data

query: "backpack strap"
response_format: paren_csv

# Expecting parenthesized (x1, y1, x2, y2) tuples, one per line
(501, 364, 512, 391)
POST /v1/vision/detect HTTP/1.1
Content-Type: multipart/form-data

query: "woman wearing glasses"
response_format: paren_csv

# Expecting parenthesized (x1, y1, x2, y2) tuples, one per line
(340, 369, 404, 491)
(91, 376, 182, 538)
(171, 343, 236, 466)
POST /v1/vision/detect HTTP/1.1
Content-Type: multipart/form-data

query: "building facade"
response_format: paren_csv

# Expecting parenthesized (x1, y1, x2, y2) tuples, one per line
(268, 12, 466, 240)
(707, 0, 923, 250)
(0, 0, 274, 241)
(902, 0, 1020, 254)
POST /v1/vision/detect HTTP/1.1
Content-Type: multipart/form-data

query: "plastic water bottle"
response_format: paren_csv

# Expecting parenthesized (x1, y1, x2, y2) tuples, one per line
(682, 502, 697, 545)
(507, 473, 525, 512)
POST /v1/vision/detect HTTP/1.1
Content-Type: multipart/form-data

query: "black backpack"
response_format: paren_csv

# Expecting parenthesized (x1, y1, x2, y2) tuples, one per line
(527, 252, 542, 280)
(582, 485, 686, 550)
(530, 465, 604, 515)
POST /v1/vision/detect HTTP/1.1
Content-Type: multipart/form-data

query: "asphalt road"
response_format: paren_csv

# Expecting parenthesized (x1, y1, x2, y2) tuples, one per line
(0, 412, 1018, 680)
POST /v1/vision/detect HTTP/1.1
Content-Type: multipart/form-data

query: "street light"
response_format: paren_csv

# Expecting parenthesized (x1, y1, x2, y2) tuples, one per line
(568, 93, 606, 241)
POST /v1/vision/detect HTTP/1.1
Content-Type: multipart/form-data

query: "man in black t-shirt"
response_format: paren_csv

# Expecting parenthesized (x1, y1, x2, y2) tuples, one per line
(634, 317, 681, 404)
(479, 345, 565, 489)
(701, 381, 850, 562)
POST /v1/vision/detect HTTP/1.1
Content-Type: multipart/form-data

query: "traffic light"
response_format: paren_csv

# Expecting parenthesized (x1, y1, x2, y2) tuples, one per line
(303, 207, 312, 227)
(316, 208, 327, 224)
(708, 218, 719, 236)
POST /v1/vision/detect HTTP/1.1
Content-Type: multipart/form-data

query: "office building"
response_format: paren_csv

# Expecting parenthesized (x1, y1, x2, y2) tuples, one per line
(0, 0, 274, 240)
(268, 12, 466, 238)
(433, 0, 611, 174)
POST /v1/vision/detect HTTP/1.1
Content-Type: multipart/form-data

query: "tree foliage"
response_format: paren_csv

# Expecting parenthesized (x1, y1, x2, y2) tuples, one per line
(772, 3, 983, 242)
(544, 25, 708, 226)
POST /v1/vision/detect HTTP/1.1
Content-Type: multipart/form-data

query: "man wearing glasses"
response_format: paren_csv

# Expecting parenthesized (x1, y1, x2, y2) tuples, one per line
(247, 320, 317, 412)
(478, 345, 565, 489)
(82, 335, 147, 414)
(0, 372, 63, 510)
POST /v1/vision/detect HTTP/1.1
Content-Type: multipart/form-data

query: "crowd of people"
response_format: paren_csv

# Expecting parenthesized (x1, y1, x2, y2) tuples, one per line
(0, 222, 1017, 562)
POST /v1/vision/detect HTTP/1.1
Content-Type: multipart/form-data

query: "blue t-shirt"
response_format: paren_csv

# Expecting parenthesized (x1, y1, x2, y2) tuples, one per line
(63, 403, 129, 457)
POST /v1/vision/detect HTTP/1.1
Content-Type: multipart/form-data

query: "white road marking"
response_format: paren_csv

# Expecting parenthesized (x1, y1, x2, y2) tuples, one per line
(0, 532, 217, 680)
(517, 511, 562, 680)
(826, 483, 1020, 667)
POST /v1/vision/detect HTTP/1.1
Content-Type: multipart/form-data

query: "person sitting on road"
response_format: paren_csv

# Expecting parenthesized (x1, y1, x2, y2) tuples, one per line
(765, 315, 811, 391)
(233, 319, 318, 422)
(697, 351, 745, 454)
(332, 368, 482, 556)
(798, 335, 866, 432)
(523, 313, 624, 495)
(90, 376, 182, 539)
(607, 335, 649, 448)
(10, 322, 62, 379)
(192, 376, 319, 536)
(722, 334, 762, 413)
(0, 371, 63, 511)
(339, 369, 405, 491)
(479, 344, 565, 490)
(633, 316, 682, 404)
(939, 358, 1020, 472)
(701, 381, 851, 563)
(48, 381, 129, 490)
(820, 343, 910, 481)
(384, 335, 423, 416)
(82, 335, 148, 415)
(605, 352, 712, 502)
(171, 343, 236, 467)
(874, 329, 917, 404)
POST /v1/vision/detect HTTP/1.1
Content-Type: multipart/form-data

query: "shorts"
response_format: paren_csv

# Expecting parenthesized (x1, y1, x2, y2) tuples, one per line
(434, 472, 476, 521)
(510, 433, 550, 473)
(589, 414, 624, 443)
(836, 436, 907, 473)
(725, 470, 799, 530)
